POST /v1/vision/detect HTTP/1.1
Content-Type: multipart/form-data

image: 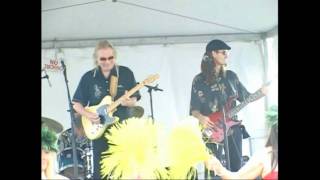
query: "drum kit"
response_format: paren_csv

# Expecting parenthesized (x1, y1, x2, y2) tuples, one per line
(41, 106, 144, 179)
(42, 117, 93, 180)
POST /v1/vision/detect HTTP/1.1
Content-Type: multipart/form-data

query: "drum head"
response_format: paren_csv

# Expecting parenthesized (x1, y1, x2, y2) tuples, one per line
(57, 147, 85, 178)
(59, 168, 85, 180)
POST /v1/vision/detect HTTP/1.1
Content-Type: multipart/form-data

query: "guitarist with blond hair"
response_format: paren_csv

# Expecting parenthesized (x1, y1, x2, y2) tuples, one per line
(72, 40, 141, 179)
(190, 39, 268, 179)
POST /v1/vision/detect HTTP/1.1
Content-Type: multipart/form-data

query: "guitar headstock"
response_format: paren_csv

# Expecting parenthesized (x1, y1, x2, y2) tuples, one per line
(141, 74, 160, 85)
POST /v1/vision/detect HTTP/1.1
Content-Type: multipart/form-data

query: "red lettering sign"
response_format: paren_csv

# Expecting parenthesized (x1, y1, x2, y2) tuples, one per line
(44, 59, 63, 71)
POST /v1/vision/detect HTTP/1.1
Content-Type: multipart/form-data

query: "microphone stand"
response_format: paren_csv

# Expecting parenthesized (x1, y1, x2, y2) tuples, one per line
(61, 60, 79, 179)
(221, 107, 231, 170)
(219, 76, 231, 171)
(145, 84, 163, 123)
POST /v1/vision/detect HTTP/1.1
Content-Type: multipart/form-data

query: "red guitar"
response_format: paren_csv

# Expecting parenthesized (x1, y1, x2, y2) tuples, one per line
(202, 85, 268, 144)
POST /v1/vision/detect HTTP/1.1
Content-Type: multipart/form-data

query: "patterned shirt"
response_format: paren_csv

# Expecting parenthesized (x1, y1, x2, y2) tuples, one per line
(190, 70, 251, 118)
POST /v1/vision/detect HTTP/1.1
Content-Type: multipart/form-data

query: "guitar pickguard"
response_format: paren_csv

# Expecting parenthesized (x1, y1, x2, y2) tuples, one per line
(96, 105, 114, 126)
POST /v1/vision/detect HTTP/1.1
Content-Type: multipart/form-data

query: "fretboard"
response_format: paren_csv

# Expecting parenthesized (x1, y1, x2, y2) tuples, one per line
(227, 89, 264, 118)
(107, 83, 144, 113)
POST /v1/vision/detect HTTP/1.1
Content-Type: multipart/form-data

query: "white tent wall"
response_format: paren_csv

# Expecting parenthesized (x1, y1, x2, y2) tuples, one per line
(42, 40, 268, 157)
(266, 35, 278, 106)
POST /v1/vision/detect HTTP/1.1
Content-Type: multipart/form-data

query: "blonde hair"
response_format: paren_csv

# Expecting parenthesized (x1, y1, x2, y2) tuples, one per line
(93, 40, 117, 66)
(43, 151, 57, 179)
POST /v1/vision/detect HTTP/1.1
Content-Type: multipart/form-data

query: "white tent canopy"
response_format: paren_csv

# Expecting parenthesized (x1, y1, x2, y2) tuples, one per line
(42, 0, 277, 48)
(41, 0, 278, 162)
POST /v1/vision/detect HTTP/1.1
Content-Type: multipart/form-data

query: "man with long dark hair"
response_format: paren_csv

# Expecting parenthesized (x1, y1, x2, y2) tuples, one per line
(190, 39, 268, 178)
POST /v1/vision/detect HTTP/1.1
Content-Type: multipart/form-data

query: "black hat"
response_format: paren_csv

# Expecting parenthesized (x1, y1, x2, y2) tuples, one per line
(206, 39, 231, 53)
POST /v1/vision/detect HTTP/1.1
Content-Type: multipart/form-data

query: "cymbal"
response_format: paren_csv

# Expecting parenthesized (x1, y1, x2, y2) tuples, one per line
(128, 106, 144, 118)
(42, 117, 63, 133)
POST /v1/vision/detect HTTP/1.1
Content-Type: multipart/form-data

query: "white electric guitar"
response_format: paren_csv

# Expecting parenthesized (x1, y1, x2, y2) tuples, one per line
(82, 74, 160, 140)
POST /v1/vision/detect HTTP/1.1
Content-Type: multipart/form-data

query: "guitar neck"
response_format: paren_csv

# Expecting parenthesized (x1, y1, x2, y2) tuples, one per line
(108, 83, 144, 112)
(227, 89, 264, 118)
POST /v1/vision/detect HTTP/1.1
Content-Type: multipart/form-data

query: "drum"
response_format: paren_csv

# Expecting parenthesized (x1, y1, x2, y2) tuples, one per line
(57, 147, 85, 178)
(57, 128, 90, 179)
(58, 128, 89, 151)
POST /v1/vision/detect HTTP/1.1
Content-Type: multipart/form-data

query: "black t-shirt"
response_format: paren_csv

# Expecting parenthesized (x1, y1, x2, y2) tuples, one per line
(190, 70, 251, 118)
(72, 65, 141, 120)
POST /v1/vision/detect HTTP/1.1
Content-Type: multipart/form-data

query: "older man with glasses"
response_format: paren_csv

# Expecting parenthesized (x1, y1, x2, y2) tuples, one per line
(72, 40, 141, 179)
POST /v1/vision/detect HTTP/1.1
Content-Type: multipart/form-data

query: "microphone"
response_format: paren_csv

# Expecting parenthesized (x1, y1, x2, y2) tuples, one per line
(57, 48, 66, 72)
(137, 82, 163, 92)
(41, 75, 48, 79)
(60, 59, 66, 69)
(145, 84, 163, 91)
(60, 59, 67, 77)
(42, 69, 52, 87)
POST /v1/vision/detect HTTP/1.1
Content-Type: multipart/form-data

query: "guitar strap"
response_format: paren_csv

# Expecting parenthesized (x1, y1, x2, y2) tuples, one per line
(227, 79, 237, 97)
(224, 72, 237, 98)
(218, 74, 229, 109)
(109, 65, 119, 100)
(222, 73, 239, 121)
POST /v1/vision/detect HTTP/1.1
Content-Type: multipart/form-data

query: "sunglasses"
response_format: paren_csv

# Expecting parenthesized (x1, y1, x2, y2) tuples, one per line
(215, 50, 229, 55)
(99, 56, 115, 61)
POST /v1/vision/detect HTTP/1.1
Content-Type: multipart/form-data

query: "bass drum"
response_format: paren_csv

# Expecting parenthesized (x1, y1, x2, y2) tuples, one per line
(57, 128, 89, 179)
(57, 147, 85, 179)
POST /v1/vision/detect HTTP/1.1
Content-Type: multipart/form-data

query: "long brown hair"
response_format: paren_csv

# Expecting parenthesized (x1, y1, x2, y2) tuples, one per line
(265, 124, 278, 171)
(200, 52, 225, 85)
